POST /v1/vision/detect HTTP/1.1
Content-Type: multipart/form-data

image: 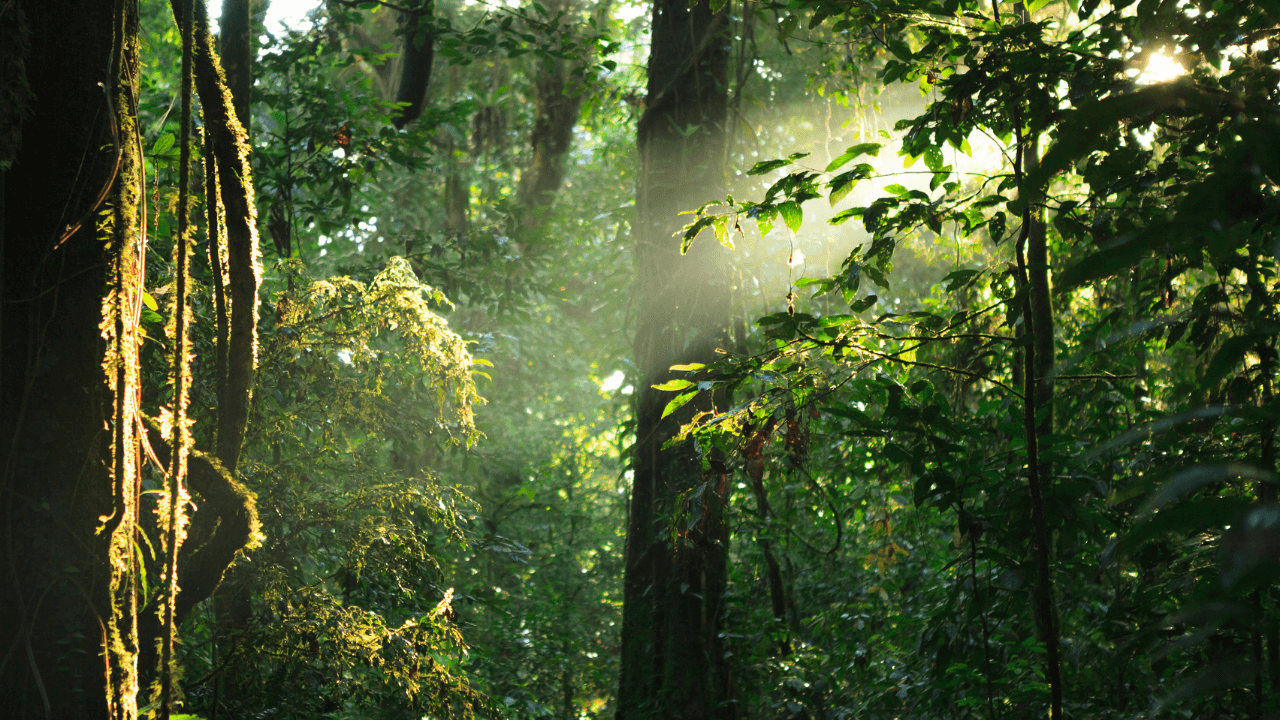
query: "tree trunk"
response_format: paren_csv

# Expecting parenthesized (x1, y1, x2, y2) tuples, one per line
(218, 0, 253, 130)
(616, 0, 732, 718)
(1, 2, 261, 714)
(0, 0, 143, 716)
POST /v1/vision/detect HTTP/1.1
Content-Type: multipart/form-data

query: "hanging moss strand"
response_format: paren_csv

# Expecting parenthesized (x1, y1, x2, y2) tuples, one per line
(160, 0, 195, 713)
(102, 0, 144, 717)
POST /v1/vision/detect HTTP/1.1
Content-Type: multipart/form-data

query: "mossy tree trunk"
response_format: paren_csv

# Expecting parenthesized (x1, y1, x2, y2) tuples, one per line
(0, 0, 143, 716)
(1, 1, 260, 715)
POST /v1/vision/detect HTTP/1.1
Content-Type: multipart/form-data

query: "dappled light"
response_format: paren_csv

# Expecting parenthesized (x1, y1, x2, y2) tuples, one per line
(7, 0, 1280, 717)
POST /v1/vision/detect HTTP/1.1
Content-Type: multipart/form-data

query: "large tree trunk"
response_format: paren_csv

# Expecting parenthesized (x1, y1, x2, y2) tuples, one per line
(0, 0, 144, 716)
(616, 0, 732, 718)
(1, 2, 261, 715)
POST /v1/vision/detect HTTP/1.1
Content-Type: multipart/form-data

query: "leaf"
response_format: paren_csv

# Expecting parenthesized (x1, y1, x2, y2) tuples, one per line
(825, 143, 881, 172)
(1120, 496, 1252, 554)
(747, 158, 790, 175)
(662, 390, 698, 419)
(829, 207, 865, 226)
(863, 263, 890, 290)
(1029, 79, 1219, 196)
(923, 146, 944, 172)
(778, 201, 803, 233)
(652, 379, 694, 392)
(669, 363, 706, 372)
(1085, 406, 1233, 463)
(828, 173, 858, 206)
(850, 294, 877, 312)
(884, 183, 909, 196)
(988, 211, 1006, 243)
(1205, 334, 1255, 385)
(679, 216, 715, 254)
(941, 269, 981, 292)
(747, 154, 807, 175)
(756, 312, 792, 326)
(141, 291, 158, 311)
(152, 133, 175, 156)
(1056, 222, 1174, 289)
(713, 216, 734, 250)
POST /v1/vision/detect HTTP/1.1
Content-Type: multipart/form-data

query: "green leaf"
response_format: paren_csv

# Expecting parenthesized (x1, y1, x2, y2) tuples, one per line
(756, 312, 792, 326)
(829, 207, 865, 226)
(1029, 79, 1217, 196)
(988, 211, 1006, 242)
(679, 216, 715, 254)
(778, 201, 803, 233)
(923, 146, 944, 172)
(864, 263, 890, 289)
(142, 291, 158, 311)
(669, 363, 706, 372)
(942, 269, 981, 292)
(825, 143, 881, 172)
(1205, 335, 1255, 385)
(828, 173, 858, 206)
(1120, 497, 1252, 555)
(972, 194, 1007, 209)
(747, 158, 790, 175)
(850, 294, 877, 312)
(662, 391, 698, 419)
(652, 379, 694, 392)
(713, 216, 734, 250)
(1056, 222, 1173, 289)
(152, 133, 175, 156)
(1138, 463, 1275, 517)
(884, 184, 909, 196)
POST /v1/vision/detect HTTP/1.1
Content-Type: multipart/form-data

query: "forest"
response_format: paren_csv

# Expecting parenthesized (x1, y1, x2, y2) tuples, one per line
(2, 0, 1280, 717)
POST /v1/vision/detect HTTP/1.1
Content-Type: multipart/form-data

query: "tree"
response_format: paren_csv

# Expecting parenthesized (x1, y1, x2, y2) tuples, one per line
(0, 1, 145, 713)
(2, 1, 260, 715)
(666, 0, 1280, 715)
(616, 0, 734, 717)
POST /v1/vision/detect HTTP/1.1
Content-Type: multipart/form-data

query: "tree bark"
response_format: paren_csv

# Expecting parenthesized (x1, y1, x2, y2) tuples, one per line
(616, 0, 733, 718)
(218, 0, 253, 130)
(391, 0, 436, 130)
(0, 0, 143, 716)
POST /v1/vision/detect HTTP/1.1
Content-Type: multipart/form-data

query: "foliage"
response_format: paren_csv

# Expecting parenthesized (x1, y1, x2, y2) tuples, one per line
(118, 0, 1280, 716)
(662, 0, 1280, 716)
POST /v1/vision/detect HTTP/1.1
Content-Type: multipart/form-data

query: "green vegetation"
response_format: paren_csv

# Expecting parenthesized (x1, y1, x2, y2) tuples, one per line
(5, 0, 1280, 717)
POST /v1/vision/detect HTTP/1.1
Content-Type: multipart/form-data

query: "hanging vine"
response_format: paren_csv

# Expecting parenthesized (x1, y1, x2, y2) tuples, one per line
(101, 0, 144, 716)
(155, 0, 196, 711)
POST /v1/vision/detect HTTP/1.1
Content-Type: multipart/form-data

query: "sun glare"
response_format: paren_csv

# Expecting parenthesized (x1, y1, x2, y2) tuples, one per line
(1138, 51, 1185, 85)
(600, 370, 626, 393)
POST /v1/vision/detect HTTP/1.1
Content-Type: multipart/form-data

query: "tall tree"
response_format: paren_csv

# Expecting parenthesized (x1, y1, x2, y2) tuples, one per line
(0, 1, 147, 714)
(616, 0, 732, 717)
(0, 0, 260, 715)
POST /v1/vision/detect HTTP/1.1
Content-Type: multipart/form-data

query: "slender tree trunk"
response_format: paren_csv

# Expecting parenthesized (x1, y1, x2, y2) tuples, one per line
(1015, 132, 1063, 720)
(616, 1, 732, 718)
